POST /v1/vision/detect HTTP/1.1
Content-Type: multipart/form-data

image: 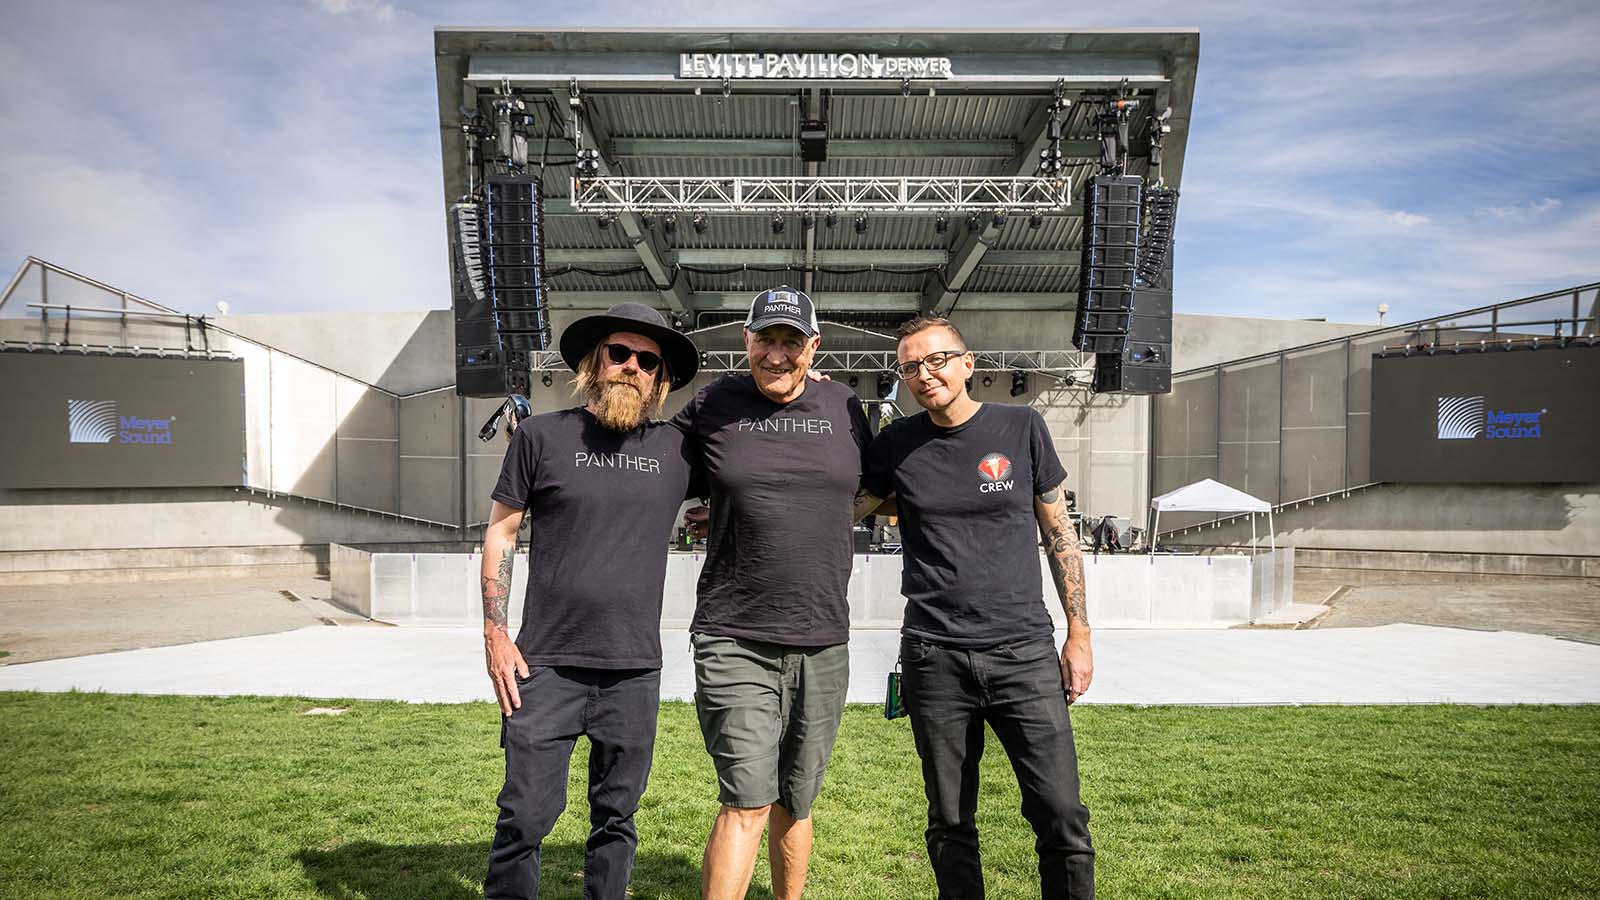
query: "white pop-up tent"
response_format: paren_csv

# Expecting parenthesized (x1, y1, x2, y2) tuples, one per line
(1149, 478, 1275, 553)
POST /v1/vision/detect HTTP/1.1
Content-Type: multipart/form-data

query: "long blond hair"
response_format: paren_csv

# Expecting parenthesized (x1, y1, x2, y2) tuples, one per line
(572, 341, 672, 415)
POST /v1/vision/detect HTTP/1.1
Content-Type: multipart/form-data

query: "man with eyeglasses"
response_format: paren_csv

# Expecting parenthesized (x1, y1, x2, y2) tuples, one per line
(480, 302, 703, 900)
(857, 315, 1095, 900)
(671, 286, 876, 900)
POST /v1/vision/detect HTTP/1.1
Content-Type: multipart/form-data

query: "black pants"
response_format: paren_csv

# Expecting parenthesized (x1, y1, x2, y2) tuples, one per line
(484, 665, 660, 900)
(901, 635, 1094, 900)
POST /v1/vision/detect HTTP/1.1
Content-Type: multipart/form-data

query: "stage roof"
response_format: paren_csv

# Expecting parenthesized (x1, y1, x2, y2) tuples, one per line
(433, 28, 1200, 328)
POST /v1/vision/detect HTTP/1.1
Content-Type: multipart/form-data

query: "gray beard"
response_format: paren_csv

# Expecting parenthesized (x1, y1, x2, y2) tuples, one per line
(591, 380, 649, 432)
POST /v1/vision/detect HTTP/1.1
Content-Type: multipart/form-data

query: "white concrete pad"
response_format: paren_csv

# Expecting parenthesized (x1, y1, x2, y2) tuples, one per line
(2, 624, 1598, 705)
(1252, 602, 1330, 626)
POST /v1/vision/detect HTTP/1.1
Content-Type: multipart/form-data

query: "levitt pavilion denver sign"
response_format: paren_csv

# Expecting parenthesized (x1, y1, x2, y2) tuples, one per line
(679, 53, 954, 80)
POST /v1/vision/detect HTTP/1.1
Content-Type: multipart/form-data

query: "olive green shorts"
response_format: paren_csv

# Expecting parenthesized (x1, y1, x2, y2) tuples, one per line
(691, 633, 850, 819)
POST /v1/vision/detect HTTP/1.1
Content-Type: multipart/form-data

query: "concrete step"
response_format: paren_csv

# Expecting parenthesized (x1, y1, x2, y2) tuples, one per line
(0, 545, 329, 586)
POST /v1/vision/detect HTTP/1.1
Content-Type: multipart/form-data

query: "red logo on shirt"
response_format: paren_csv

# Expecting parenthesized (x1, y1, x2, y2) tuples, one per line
(977, 453, 1012, 482)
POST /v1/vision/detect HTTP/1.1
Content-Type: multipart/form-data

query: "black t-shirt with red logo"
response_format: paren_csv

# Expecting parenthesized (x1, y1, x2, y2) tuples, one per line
(671, 374, 872, 647)
(490, 407, 701, 669)
(862, 402, 1067, 647)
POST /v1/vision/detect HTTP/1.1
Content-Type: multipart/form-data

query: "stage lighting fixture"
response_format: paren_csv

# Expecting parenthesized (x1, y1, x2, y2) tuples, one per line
(771, 214, 785, 235)
(1010, 371, 1029, 397)
(662, 217, 677, 236)
(798, 119, 829, 162)
(967, 212, 983, 231)
(1028, 212, 1043, 230)
(801, 213, 816, 231)
(935, 215, 949, 234)
(854, 214, 869, 235)
(981, 374, 994, 388)
(848, 374, 860, 387)
(692, 213, 708, 234)
(640, 213, 657, 230)
(699, 351, 710, 365)
(541, 372, 554, 387)
(991, 211, 1008, 229)
(595, 214, 614, 230)
(876, 372, 895, 398)
(825, 211, 839, 229)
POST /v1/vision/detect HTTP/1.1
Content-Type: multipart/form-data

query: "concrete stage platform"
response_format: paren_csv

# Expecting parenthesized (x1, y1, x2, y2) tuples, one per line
(2, 624, 1597, 706)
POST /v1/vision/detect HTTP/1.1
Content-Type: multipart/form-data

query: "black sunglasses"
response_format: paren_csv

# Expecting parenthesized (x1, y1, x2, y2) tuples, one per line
(604, 342, 662, 373)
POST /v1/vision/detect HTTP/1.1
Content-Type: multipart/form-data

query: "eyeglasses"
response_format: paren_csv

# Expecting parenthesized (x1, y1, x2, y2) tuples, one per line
(604, 343, 661, 373)
(893, 349, 968, 380)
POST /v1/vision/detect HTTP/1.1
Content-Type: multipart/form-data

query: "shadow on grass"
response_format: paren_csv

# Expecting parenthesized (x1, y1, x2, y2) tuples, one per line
(295, 839, 766, 900)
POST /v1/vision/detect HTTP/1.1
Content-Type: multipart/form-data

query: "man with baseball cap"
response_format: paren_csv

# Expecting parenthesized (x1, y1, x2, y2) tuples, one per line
(480, 302, 701, 899)
(671, 286, 877, 900)
(859, 315, 1095, 899)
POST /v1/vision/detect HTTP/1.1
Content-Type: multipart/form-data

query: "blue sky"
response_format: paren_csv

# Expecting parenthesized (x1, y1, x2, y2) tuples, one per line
(1, 0, 1595, 325)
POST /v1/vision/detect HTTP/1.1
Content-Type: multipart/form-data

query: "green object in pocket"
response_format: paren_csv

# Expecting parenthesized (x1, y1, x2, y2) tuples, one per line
(884, 667, 906, 720)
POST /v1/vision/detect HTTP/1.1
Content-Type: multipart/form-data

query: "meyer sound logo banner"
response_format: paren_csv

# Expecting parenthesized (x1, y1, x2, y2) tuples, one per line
(66, 399, 175, 445)
(1436, 396, 1484, 440)
(66, 399, 119, 443)
(1437, 396, 1545, 441)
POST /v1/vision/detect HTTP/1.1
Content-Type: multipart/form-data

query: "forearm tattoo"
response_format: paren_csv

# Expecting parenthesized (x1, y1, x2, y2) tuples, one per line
(481, 536, 516, 628)
(1040, 497, 1089, 627)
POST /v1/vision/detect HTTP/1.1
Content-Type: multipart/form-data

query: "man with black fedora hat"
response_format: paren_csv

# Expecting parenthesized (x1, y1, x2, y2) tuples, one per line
(671, 286, 877, 900)
(480, 301, 702, 900)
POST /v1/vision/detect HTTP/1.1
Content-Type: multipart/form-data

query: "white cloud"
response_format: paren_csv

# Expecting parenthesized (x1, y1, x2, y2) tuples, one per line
(1, 0, 1596, 328)
(312, 0, 397, 20)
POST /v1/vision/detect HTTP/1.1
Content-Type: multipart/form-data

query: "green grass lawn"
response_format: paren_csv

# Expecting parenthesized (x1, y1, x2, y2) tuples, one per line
(1, 694, 1596, 899)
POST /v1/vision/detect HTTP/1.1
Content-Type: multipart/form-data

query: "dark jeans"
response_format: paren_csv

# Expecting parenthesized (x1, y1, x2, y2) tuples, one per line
(484, 665, 660, 900)
(901, 635, 1094, 900)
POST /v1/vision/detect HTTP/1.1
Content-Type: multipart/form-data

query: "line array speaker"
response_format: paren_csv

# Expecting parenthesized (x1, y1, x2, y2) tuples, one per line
(452, 174, 551, 397)
(1073, 175, 1142, 353)
(1092, 253, 1174, 394)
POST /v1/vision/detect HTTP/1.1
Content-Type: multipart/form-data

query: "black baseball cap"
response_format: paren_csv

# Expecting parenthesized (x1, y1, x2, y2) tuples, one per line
(745, 286, 819, 337)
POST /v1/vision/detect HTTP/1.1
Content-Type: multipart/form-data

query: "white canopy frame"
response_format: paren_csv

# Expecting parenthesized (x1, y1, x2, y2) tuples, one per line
(1148, 478, 1275, 554)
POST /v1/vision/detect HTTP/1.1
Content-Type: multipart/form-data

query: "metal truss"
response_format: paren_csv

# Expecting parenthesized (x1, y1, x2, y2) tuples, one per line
(569, 175, 1072, 213)
(529, 348, 1092, 375)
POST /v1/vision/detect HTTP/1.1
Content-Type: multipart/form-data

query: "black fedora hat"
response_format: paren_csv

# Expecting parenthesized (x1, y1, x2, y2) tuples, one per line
(558, 302, 700, 390)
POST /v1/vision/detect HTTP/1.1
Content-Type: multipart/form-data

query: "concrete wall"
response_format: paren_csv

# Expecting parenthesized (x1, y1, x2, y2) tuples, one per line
(1171, 314, 1370, 371)
(0, 487, 457, 554)
(218, 311, 455, 395)
(1163, 483, 1600, 560)
(0, 304, 1375, 552)
(344, 550, 1285, 629)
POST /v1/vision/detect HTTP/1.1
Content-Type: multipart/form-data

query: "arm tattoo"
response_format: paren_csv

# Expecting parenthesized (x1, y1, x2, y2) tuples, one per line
(481, 536, 516, 628)
(1041, 500, 1089, 627)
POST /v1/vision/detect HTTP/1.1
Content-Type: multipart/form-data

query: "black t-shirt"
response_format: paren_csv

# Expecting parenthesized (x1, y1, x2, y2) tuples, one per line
(490, 407, 700, 668)
(862, 403, 1067, 647)
(671, 374, 872, 646)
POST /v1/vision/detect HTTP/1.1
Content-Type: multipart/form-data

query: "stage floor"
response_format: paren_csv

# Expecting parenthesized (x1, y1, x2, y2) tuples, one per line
(1, 624, 1596, 706)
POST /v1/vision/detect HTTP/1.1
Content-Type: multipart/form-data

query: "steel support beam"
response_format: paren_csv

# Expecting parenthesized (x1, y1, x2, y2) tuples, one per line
(570, 175, 1070, 213)
(544, 290, 1075, 311)
(557, 89, 691, 316)
(544, 248, 1074, 271)
(523, 347, 1092, 374)
(922, 100, 1059, 316)
(802, 88, 820, 293)
(607, 137, 1101, 159)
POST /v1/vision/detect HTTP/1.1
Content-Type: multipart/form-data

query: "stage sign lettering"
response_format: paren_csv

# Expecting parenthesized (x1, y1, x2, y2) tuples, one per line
(679, 53, 953, 80)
